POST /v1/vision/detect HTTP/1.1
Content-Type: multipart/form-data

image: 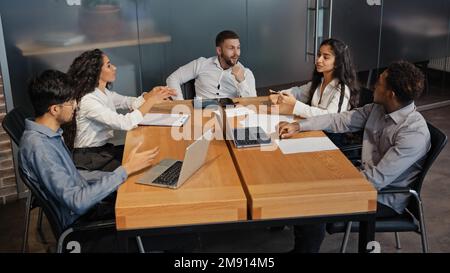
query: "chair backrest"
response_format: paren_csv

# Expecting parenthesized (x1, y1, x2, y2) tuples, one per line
(18, 167, 65, 238)
(412, 122, 448, 194)
(1, 107, 28, 145)
(407, 122, 447, 218)
(181, 79, 196, 99)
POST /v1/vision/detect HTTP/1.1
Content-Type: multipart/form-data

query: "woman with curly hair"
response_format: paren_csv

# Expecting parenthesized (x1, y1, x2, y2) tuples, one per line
(270, 38, 359, 117)
(64, 49, 176, 171)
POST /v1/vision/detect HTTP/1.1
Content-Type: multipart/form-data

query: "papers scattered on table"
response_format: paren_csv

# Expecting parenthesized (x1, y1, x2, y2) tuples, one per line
(224, 107, 256, 117)
(239, 114, 295, 135)
(274, 137, 338, 154)
(139, 113, 189, 127)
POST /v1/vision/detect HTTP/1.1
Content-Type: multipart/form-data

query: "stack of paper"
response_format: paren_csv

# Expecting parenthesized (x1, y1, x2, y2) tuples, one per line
(224, 107, 256, 117)
(274, 137, 338, 154)
(139, 113, 189, 127)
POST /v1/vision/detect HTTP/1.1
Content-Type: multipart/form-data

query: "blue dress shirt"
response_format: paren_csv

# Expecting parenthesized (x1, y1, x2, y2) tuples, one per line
(18, 119, 128, 229)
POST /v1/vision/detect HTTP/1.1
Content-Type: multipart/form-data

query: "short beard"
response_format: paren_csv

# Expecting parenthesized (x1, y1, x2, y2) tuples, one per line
(221, 53, 238, 67)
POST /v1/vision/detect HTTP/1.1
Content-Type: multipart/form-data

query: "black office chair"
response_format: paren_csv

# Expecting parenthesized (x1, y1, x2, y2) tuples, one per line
(327, 122, 447, 253)
(1, 107, 46, 252)
(1, 107, 27, 144)
(181, 79, 196, 99)
(18, 167, 118, 253)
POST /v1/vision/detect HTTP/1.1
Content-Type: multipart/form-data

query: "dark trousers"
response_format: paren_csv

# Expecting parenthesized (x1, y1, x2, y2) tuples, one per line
(82, 191, 117, 222)
(292, 202, 398, 253)
(66, 192, 118, 253)
(73, 144, 124, 172)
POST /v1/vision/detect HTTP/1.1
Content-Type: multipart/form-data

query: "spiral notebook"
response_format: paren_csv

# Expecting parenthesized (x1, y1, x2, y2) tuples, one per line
(139, 113, 189, 127)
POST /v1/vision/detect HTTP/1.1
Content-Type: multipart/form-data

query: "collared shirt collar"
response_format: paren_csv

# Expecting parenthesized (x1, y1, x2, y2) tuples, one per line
(330, 78, 340, 88)
(213, 56, 224, 70)
(25, 118, 63, 138)
(320, 77, 340, 89)
(213, 56, 239, 71)
(386, 102, 416, 124)
(94, 87, 108, 98)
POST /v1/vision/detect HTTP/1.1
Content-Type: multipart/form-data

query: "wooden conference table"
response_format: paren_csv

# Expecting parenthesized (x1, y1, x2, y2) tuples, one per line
(115, 97, 377, 252)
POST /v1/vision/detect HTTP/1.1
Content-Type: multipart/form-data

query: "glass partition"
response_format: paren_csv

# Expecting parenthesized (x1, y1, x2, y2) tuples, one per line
(1, 0, 449, 108)
(0, 0, 144, 111)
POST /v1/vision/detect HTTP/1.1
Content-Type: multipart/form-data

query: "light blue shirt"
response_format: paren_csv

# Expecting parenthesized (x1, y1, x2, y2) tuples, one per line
(300, 102, 431, 213)
(18, 119, 127, 229)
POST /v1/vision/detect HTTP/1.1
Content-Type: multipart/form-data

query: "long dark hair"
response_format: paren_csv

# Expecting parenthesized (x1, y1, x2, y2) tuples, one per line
(308, 38, 359, 111)
(62, 48, 105, 150)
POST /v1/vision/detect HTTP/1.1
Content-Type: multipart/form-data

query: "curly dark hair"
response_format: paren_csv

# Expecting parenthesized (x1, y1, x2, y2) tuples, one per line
(28, 70, 75, 117)
(385, 60, 425, 104)
(62, 48, 105, 150)
(308, 38, 360, 111)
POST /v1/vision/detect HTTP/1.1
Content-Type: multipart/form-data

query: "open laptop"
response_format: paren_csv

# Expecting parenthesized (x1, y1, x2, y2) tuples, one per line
(137, 131, 212, 189)
(232, 126, 271, 148)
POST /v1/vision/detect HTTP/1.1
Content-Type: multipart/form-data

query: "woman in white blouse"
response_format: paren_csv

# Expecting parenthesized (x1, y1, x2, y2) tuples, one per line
(64, 49, 177, 171)
(270, 38, 359, 117)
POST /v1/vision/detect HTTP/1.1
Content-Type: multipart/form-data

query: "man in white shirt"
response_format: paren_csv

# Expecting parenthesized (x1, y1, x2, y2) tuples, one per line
(166, 30, 257, 99)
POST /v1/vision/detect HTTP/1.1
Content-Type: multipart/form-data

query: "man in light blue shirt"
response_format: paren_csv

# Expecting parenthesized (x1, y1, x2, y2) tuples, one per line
(19, 70, 159, 229)
(278, 61, 430, 252)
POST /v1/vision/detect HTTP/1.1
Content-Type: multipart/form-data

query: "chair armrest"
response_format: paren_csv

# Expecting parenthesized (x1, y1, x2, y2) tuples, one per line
(71, 219, 116, 232)
(378, 186, 411, 195)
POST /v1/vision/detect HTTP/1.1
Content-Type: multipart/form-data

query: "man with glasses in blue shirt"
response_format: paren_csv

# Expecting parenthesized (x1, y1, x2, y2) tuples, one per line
(19, 70, 159, 231)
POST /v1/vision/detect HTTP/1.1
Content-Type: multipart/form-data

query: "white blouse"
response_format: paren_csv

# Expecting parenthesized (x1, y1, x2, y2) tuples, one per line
(283, 78, 351, 118)
(74, 88, 145, 148)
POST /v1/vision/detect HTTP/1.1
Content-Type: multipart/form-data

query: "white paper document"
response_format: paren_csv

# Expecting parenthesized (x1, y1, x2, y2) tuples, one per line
(239, 114, 295, 135)
(275, 137, 338, 154)
(139, 113, 189, 127)
(224, 107, 256, 117)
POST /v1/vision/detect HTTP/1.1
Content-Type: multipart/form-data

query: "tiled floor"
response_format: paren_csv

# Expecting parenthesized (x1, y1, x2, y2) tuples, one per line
(1, 105, 449, 253)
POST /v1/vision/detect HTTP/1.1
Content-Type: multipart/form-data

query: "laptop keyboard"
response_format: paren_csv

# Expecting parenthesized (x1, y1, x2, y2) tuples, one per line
(233, 127, 271, 147)
(152, 161, 183, 186)
(235, 138, 261, 146)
